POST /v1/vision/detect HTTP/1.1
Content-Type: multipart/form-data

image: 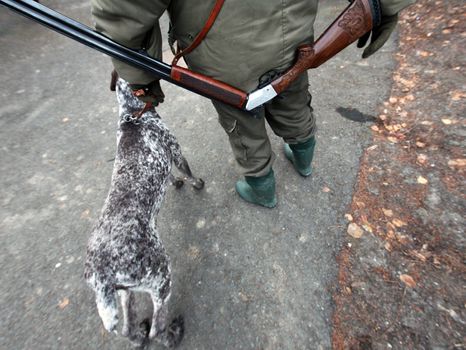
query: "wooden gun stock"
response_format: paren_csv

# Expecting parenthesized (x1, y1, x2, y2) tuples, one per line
(171, 66, 247, 108)
(271, 0, 381, 94)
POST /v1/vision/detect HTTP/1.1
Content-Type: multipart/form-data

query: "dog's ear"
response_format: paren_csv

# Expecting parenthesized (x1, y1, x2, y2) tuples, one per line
(110, 70, 119, 91)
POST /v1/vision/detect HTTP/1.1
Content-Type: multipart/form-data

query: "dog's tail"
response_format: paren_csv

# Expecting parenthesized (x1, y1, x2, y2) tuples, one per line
(95, 285, 119, 333)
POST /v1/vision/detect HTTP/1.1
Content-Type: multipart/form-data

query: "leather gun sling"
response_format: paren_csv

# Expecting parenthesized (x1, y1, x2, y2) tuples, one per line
(171, 0, 225, 66)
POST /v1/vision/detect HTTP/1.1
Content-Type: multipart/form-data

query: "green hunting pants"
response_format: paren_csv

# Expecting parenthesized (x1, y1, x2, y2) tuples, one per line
(212, 73, 316, 177)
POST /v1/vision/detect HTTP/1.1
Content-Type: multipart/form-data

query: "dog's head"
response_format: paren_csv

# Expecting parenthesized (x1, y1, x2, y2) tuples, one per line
(115, 79, 160, 125)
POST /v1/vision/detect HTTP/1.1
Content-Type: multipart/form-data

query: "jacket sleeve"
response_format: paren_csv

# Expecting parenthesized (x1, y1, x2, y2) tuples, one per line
(379, 0, 416, 16)
(91, 0, 170, 85)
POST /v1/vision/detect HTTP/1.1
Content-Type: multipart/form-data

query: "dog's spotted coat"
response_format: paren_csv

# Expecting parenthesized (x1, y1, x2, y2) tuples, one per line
(84, 79, 203, 347)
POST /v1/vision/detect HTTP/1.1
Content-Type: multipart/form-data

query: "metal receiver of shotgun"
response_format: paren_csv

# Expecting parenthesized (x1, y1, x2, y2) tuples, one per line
(245, 0, 382, 110)
(1, 0, 380, 112)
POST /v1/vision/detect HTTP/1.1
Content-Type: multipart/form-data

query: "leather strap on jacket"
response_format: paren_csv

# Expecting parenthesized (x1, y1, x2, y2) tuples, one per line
(172, 0, 225, 66)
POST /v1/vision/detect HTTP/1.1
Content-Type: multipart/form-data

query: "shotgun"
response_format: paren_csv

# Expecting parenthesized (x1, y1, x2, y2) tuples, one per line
(0, 0, 380, 111)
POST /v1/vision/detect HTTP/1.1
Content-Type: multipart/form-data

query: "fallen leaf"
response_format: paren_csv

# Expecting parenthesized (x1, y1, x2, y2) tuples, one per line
(58, 298, 70, 309)
(400, 274, 416, 288)
(367, 145, 378, 151)
(322, 186, 331, 193)
(451, 90, 466, 101)
(387, 136, 398, 143)
(384, 242, 392, 252)
(417, 154, 428, 164)
(362, 224, 373, 233)
(389, 97, 398, 104)
(420, 121, 433, 126)
(416, 141, 426, 148)
(396, 234, 410, 245)
(417, 176, 428, 184)
(344, 214, 353, 222)
(347, 223, 364, 238)
(441, 118, 453, 125)
(371, 125, 380, 132)
(80, 209, 91, 219)
(448, 159, 466, 168)
(392, 219, 407, 227)
(382, 208, 394, 217)
(238, 292, 249, 302)
(187, 245, 201, 260)
(410, 250, 427, 262)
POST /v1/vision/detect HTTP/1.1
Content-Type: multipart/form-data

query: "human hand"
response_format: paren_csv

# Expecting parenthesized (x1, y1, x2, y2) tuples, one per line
(129, 80, 165, 106)
(358, 13, 398, 58)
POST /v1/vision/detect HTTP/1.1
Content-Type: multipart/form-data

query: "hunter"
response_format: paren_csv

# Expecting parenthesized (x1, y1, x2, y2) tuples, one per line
(91, 0, 414, 208)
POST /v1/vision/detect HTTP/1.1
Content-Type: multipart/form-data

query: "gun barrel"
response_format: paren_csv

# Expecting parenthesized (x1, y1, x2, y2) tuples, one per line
(0, 0, 249, 109)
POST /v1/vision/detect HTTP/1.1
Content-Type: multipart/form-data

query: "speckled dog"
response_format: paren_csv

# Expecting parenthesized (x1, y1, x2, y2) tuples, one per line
(84, 78, 204, 347)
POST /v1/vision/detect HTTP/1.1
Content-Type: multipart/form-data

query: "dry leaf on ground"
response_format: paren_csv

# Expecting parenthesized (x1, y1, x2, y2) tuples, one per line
(393, 219, 407, 227)
(448, 159, 466, 168)
(383, 208, 394, 217)
(58, 298, 70, 309)
(400, 274, 417, 288)
(347, 223, 364, 238)
(417, 176, 428, 184)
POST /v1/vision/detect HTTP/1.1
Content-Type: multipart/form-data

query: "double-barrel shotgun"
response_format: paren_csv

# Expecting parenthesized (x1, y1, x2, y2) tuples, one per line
(0, 0, 381, 111)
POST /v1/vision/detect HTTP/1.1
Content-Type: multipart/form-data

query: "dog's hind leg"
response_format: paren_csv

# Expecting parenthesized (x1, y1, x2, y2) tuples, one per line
(148, 292, 184, 348)
(166, 134, 204, 190)
(95, 286, 119, 333)
(119, 290, 134, 337)
(174, 157, 205, 190)
(169, 173, 184, 189)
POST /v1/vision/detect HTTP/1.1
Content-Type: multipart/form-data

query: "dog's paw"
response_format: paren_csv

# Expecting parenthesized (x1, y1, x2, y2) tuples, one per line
(173, 178, 184, 189)
(166, 315, 184, 348)
(138, 318, 151, 339)
(126, 319, 150, 349)
(192, 179, 205, 190)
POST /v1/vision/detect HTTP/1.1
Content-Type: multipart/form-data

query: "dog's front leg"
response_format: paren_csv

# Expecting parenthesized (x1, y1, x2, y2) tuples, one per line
(148, 294, 167, 340)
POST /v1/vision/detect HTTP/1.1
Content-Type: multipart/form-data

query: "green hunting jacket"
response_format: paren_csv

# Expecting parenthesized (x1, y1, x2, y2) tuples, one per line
(91, 0, 414, 92)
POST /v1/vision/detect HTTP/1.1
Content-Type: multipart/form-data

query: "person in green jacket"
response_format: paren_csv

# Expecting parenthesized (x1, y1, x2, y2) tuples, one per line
(91, 0, 414, 208)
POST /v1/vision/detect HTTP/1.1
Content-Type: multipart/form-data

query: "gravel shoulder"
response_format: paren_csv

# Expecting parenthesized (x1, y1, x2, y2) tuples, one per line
(332, 1, 466, 349)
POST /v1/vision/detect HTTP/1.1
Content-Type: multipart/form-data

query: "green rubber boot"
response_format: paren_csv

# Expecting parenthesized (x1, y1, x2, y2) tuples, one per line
(235, 169, 277, 208)
(284, 136, 316, 177)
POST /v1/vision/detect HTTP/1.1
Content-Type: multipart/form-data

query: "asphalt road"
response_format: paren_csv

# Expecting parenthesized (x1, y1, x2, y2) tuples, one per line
(0, 1, 397, 349)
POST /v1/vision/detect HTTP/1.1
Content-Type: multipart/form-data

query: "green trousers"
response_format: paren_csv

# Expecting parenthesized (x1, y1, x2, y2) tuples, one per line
(212, 73, 316, 177)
